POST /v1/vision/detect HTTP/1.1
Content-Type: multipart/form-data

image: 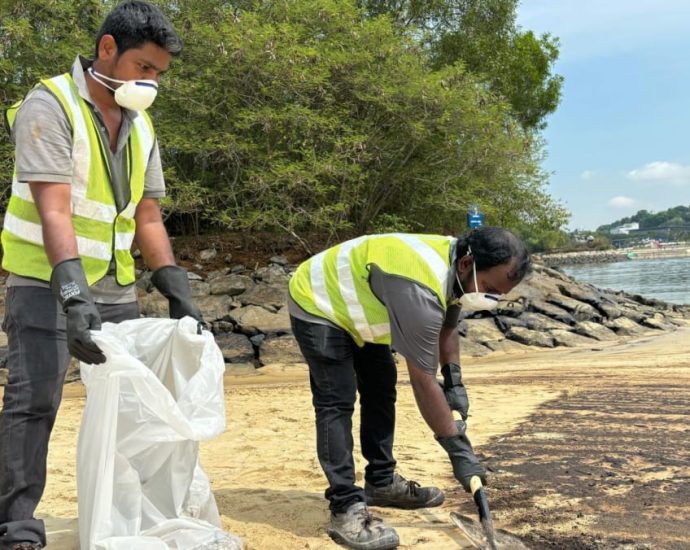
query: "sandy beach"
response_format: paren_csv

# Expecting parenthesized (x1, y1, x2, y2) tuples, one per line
(4, 326, 689, 549)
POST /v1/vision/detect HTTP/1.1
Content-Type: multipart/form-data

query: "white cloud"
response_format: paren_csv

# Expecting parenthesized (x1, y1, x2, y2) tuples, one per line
(608, 196, 636, 208)
(627, 161, 690, 185)
(580, 170, 595, 180)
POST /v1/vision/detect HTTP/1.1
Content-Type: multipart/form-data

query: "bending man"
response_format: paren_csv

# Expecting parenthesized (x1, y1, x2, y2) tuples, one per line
(288, 227, 529, 550)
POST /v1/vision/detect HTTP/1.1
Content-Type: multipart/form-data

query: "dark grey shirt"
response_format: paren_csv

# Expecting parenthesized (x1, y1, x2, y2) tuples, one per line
(8, 56, 166, 303)
(289, 242, 461, 374)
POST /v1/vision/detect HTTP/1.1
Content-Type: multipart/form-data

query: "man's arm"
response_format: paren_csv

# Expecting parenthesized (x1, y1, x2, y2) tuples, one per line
(439, 324, 459, 366)
(133, 197, 175, 269)
(29, 182, 78, 265)
(407, 359, 459, 438)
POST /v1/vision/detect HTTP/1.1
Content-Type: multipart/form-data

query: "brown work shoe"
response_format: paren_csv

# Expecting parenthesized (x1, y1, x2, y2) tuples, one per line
(365, 472, 444, 509)
(328, 502, 399, 549)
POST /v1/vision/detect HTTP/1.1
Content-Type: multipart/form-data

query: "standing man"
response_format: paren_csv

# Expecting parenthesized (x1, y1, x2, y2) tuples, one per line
(0, 3, 201, 548)
(288, 227, 529, 550)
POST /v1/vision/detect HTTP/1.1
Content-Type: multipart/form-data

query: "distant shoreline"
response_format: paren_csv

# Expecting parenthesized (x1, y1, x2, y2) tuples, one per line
(537, 246, 690, 266)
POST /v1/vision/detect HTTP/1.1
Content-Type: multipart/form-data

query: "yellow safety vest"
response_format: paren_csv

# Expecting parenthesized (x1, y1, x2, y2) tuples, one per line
(1, 73, 155, 285)
(289, 233, 455, 346)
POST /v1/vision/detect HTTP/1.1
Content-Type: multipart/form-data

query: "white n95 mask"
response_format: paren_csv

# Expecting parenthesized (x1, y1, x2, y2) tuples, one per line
(88, 67, 158, 111)
(454, 246, 501, 312)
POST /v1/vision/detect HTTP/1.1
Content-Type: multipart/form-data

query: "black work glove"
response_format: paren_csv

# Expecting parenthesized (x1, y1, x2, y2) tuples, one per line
(440, 362, 469, 420)
(150, 265, 203, 322)
(436, 420, 487, 492)
(50, 258, 106, 365)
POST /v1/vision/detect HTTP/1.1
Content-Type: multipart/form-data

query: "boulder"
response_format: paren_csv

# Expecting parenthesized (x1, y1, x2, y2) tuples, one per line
(259, 335, 304, 365)
(188, 280, 211, 297)
(464, 318, 505, 345)
(230, 306, 292, 335)
(196, 295, 237, 322)
(573, 321, 618, 341)
(605, 316, 646, 336)
(527, 299, 576, 325)
(557, 282, 604, 307)
(546, 294, 602, 322)
(496, 299, 525, 318)
(254, 265, 290, 285)
(506, 326, 555, 348)
(210, 274, 254, 296)
(213, 331, 255, 363)
(519, 312, 572, 332)
(199, 248, 217, 261)
(641, 313, 675, 331)
(550, 329, 599, 348)
(483, 339, 532, 353)
(239, 284, 288, 310)
(458, 337, 492, 357)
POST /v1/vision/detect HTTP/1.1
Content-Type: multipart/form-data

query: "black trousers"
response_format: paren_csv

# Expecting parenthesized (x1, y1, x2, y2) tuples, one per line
(0, 287, 138, 549)
(291, 316, 397, 514)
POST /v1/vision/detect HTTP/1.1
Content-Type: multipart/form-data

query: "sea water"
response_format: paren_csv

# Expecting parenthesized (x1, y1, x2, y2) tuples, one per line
(560, 256, 690, 305)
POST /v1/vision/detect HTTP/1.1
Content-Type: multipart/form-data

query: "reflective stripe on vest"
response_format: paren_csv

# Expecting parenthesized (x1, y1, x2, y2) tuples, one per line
(1, 73, 154, 285)
(289, 233, 454, 346)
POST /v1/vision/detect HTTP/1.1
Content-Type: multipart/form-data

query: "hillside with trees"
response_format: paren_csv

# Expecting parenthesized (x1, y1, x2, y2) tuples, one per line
(1, 0, 568, 251)
(597, 206, 690, 242)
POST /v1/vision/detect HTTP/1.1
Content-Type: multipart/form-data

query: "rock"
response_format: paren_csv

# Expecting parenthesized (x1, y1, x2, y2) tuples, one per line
(253, 265, 290, 285)
(550, 329, 599, 348)
(137, 293, 169, 317)
(213, 332, 255, 363)
(187, 271, 204, 281)
(224, 253, 233, 264)
(573, 321, 618, 341)
(195, 295, 236, 322)
(496, 299, 525, 318)
(207, 268, 232, 280)
(605, 317, 646, 336)
(597, 302, 625, 320)
(189, 280, 211, 297)
(210, 274, 254, 296)
(546, 294, 602, 322)
(519, 312, 572, 332)
(641, 313, 675, 331)
(493, 315, 526, 333)
(259, 335, 304, 365)
(458, 337, 492, 357)
(527, 299, 576, 325)
(557, 282, 604, 307)
(239, 284, 288, 310)
(230, 306, 292, 335)
(199, 248, 217, 261)
(231, 264, 246, 273)
(464, 318, 505, 344)
(506, 326, 555, 348)
(270, 255, 289, 266)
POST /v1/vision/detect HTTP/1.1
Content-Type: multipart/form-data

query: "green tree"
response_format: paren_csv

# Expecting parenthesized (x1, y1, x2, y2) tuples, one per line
(358, 0, 563, 130)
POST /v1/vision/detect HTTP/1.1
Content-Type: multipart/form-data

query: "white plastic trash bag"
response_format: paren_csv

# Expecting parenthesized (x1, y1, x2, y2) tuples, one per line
(77, 316, 243, 550)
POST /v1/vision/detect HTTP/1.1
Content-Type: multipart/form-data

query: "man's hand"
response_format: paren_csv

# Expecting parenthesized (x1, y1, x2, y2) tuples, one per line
(440, 362, 469, 420)
(151, 265, 203, 322)
(50, 258, 106, 364)
(436, 420, 487, 492)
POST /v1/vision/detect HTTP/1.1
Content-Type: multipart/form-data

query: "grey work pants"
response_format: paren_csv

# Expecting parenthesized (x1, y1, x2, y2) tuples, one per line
(0, 286, 138, 548)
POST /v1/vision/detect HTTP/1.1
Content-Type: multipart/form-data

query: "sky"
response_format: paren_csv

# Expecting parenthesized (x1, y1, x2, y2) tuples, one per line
(516, 0, 690, 230)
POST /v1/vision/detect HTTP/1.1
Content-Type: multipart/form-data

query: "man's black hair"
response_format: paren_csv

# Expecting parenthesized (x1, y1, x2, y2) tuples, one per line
(95, 1, 182, 58)
(456, 226, 530, 282)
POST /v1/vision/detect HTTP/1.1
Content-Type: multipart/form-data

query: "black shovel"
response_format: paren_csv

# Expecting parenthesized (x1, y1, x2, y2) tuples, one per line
(450, 475, 530, 549)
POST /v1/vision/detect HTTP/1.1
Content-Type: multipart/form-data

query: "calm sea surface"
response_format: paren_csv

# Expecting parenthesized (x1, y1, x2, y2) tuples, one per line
(560, 256, 690, 305)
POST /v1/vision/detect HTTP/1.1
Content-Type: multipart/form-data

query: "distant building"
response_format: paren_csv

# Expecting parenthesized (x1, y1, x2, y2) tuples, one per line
(610, 222, 639, 235)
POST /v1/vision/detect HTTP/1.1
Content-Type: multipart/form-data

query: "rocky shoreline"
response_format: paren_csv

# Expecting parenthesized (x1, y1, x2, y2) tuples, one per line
(1, 251, 688, 385)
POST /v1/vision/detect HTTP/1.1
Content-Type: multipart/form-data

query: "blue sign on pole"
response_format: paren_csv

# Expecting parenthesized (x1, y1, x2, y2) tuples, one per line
(467, 205, 484, 228)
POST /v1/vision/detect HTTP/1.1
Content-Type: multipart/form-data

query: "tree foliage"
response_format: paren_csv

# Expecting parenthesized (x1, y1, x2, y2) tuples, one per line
(1, 0, 569, 247)
(358, 0, 563, 130)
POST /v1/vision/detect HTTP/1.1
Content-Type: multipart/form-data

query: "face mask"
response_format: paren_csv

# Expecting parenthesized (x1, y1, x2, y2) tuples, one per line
(88, 67, 158, 111)
(453, 246, 501, 312)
